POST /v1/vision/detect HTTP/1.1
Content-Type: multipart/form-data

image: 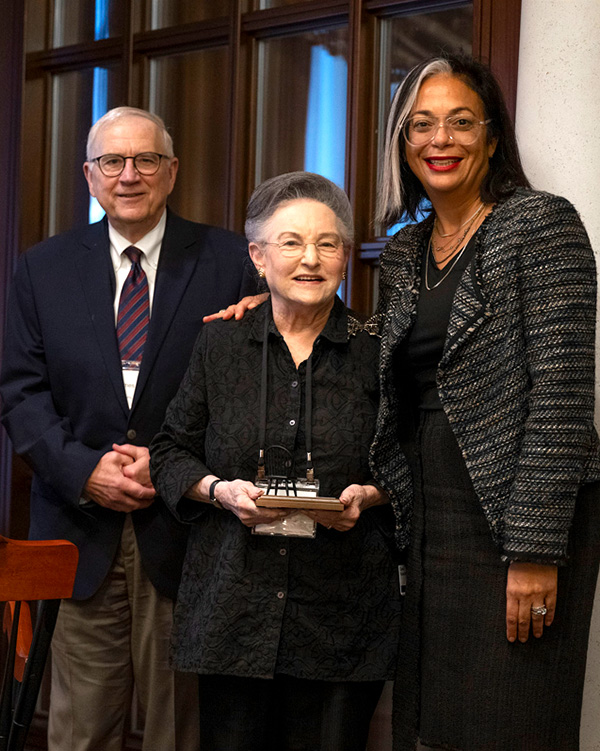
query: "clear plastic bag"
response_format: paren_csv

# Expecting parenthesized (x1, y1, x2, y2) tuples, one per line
(252, 477, 320, 538)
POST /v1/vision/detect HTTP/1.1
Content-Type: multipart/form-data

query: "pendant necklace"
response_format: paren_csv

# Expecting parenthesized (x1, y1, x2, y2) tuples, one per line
(431, 203, 485, 262)
(431, 222, 472, 264)
(425, 235, 470, 291)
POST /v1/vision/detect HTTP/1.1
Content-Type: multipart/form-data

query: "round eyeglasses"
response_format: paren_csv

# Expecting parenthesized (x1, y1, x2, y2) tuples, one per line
(92, 152, 168, 177)
(403, 116, 492, 146)
(263, 240, 344, 258)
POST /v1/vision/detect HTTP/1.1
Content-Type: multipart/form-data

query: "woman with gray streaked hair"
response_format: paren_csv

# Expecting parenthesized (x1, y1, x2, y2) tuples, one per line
(371, 53, 600, 750)
(150, 171, 402, 751)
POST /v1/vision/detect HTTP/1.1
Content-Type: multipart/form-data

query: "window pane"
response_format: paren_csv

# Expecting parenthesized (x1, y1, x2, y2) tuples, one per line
(49, 67, 122, 235)
(256, 27, 348, 188)
(52, 0, 125, 47)
(134, 0, 231, 31)
(254, 0, 312, 8)
(25, 0, 49, 52)
(148, 48, 230, 227)
(377, 5, 473, 233)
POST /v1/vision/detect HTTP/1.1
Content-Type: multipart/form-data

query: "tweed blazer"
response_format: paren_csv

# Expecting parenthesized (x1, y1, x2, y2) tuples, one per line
(370, 188, 600, 564)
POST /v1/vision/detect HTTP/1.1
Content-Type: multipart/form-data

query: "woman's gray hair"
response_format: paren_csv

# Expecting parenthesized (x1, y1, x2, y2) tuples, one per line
(245, 171, 354, 246)
(86, 107, 175, 161)
(376, 58, 451, 225)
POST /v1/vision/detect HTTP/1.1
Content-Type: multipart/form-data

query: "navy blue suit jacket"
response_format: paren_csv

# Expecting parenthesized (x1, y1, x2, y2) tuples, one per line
(0, 210, 256, 599)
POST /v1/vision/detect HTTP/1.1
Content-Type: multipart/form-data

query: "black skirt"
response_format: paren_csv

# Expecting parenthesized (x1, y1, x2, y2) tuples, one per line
(393, 410, 600, 751)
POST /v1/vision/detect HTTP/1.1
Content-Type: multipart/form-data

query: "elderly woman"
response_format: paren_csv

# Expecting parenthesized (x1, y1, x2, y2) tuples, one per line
(371, 54, 600, 750)
(150, 171, 401, 751)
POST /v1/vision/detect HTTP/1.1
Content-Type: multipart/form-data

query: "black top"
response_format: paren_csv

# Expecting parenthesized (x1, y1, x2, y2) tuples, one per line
(406, 237, 477, 410)
(150, 297, 401, 680)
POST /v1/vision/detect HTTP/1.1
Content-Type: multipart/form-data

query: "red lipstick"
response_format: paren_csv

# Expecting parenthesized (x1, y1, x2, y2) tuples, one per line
(425, 157, 462, 172)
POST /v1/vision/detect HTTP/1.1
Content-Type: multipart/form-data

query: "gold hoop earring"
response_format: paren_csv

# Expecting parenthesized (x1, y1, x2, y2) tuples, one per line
(342, 270, 347, 281)
(257, 268, 266, 279)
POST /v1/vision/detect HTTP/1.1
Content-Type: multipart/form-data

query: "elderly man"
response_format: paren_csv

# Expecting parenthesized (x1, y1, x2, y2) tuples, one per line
(0, 107, 255, 750)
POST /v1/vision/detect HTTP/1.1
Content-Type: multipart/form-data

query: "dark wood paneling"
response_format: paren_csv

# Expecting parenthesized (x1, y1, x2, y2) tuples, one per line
(227, 0, 247, 230)
(133, 19, 229, 55)
(346, 1, 377, 312)
(243, 0, 347, 37)
(26, 38, 123, 75)
(365, 0, 472, 15)
(473, 0, 522, 120)
(0, 0, 25, 534)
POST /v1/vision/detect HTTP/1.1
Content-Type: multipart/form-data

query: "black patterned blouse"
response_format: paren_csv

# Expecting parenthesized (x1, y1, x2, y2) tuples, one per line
(150, 297, 402, 680)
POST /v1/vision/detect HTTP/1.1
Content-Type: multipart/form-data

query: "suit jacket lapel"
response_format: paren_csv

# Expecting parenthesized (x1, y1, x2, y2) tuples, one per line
(441, 232, 492, 367)
(132, 212, 200, 408)
(74, 219, 130, 417)
(379, 217, 491, 374)
(379, 223, 424, 378)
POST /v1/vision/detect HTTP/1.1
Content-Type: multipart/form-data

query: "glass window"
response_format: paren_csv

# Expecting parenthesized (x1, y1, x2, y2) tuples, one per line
(254, 0, 312, 8)
(48, 67, 122, 236)
(377, 4, 473, 234)
(25, 0, 49, 52)
(148, 47, 230, 227)
(52, 0, 125, 47)
(134, 0, 231, 31)
(256, 27, 348, 188)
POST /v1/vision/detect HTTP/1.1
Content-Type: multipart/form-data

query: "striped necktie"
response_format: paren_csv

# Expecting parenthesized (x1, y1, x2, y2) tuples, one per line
(117, 246, 149, 363)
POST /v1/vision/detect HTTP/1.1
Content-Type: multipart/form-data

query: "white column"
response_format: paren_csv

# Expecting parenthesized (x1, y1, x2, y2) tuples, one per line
(516, 2, 600, 748)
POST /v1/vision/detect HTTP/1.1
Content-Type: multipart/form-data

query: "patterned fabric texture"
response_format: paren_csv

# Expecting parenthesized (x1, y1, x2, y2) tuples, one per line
(370, 188, 600, 564)
(150, 297, 402, 680)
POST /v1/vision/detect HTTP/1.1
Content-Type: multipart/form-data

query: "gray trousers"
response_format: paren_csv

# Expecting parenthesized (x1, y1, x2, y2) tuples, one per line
(48, 514, 199, 751)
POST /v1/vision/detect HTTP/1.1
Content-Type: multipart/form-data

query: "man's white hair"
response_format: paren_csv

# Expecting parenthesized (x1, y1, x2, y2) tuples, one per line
(86, 107, 174, 161)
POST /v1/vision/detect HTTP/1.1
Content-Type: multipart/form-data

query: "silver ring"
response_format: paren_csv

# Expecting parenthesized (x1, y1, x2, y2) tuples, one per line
(531, 605, 548, 616)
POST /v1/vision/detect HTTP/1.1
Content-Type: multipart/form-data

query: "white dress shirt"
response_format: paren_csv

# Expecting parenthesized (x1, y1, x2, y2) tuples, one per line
(109, 210, 167, 406)
(109, 209, 166, 322)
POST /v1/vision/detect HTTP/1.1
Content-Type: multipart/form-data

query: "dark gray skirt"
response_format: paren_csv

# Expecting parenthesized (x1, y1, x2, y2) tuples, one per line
(393, 410, 600, 751)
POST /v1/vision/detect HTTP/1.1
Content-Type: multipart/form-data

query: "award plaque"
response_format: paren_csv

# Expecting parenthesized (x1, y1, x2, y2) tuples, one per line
(255, 477, 343, 511)
(252, 477, 343, 538)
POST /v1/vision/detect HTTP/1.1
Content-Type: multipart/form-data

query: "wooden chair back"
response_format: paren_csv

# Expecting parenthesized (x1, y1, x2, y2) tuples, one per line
(0, 536, 78, 751)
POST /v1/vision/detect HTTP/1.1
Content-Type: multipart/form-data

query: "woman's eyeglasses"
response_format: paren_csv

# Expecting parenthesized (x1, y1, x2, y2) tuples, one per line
(403, 116, 492, 146)
(262, 240, 344, 258)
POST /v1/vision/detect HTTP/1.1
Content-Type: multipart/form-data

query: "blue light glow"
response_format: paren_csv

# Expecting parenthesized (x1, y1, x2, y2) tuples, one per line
(89, 0, 110, 223)
(304, 45, 347, 188)
(95, 0, 109, 40)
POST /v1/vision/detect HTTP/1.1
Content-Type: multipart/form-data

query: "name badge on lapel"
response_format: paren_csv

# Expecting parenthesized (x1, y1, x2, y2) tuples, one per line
(121, 360, 140, 409)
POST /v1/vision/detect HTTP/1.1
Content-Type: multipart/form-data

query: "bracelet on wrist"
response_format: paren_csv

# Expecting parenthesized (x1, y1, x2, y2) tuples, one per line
(208, 478, 224, 510)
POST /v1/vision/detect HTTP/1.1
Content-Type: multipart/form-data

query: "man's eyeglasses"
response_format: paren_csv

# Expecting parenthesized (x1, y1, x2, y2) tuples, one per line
(403, 116, 492, 146)
(91, 152, 168, 177)
(262, 240, 344, 258)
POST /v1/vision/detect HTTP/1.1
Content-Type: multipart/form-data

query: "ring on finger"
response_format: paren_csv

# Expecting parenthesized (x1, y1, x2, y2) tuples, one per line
(531, 605, 548, 616)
